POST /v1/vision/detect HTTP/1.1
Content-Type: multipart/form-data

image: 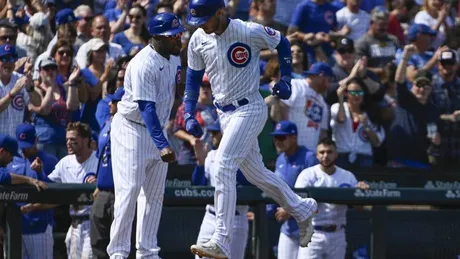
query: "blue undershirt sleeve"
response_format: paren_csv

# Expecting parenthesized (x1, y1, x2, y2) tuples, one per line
(184, 68, 205, 114)
(138, 100, 169, 150)
(276, 35, 293, 78)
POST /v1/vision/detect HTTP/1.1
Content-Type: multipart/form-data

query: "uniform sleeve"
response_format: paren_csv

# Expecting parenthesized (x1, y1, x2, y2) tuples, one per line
(320, 102, 329, 130)
(131, 62, 157, 103)
(187, 35, 205, 71)
(249, 22, 281, 52)
(0, 171, 11, 184)
(47, 160, 63, 183)
(294, 168, 312, 188)
(349, 172, 358, 187)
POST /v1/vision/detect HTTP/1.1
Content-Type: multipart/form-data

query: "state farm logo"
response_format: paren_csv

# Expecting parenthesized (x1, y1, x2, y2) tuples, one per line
(354, 189, 401, 198)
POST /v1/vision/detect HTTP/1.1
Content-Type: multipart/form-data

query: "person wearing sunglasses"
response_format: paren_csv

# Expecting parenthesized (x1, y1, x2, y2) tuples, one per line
(331, 77, 385, 168)
(267, 120, 318, 259)
(431, 49, 460, 169)
(386, 44, 440, 169)
(113, 4, 149, 56)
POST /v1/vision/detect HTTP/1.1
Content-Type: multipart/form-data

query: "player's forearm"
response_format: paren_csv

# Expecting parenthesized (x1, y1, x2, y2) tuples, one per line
(138, 100, 170, 150)
(184, 68, 205, 114)
(276, 35, 293, 78)
(191, 165, 207, 185)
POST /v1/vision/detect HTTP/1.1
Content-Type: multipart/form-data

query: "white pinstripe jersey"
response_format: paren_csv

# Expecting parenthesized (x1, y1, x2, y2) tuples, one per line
(295, 164, 357, 226)
(118, 45, 180, 128)
(281, 79, 329, 152)
(188, 19, 280, 106)
(48, 152, 98, 216)
(0, 72, 28, 137)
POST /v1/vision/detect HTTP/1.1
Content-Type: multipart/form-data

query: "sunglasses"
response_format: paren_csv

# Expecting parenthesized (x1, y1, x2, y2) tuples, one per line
(58, 50, 72, 56)
(0, 54, 18, 63)
(415, 82, 431, 88)
(348, 90, 365, 96)
(337, 48, 353, 54)
(0, 35, 15, 42)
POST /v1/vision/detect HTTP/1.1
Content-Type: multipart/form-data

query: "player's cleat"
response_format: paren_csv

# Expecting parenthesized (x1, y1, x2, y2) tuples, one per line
(298, 199, 318, 247)
(190, 241, 228, 259)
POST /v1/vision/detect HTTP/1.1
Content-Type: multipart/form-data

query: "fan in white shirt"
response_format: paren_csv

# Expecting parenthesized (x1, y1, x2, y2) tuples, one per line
(331, 77, 385, 168)
(294, 139, 369, 259)
(336, 0, 370, 41)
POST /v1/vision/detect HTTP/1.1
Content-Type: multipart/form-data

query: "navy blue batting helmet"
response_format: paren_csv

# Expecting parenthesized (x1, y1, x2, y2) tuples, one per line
(148, 12, 186, 36)
(187, 0, 226, 27)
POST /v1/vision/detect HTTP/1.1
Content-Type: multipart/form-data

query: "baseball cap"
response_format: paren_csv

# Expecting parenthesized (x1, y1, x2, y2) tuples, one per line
(304, 62, 334, 78)
(370, 6, 389, 22)
(55, 8, 80, 26)
(0, 134, 19, 157)
(270, 121, 297, 136)
(29, 12, 49, 29)
(407, 24, 436, 42)
(187, 0, 226, 26)
(438, 49, 458, 65)
(336, 37, 354, 53)
(414, 70, 432, 85)
(15, 124, 36, 149)
(106, 87, 125, 102)
(39, 57, 57, 69)
(86, 38, 107, 52)
(0, 44, 16, 57)
(206, 120, 221, 132)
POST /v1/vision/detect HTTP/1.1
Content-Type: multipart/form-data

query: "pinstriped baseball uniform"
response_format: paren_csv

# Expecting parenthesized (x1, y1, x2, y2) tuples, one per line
(195, 149, 249, 259)
(48, 152, 99, 259)
(0, 72, 28, 137)
(107, 45, 180, 259)
(281, 79, 329, 152)
(295, 165, 358, 259)
(188, 19, 317, 257)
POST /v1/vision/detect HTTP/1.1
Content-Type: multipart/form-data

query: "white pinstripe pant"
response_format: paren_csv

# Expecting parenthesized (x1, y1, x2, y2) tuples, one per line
(277, 232, 299, 259)
(297, 230, 347, 259)
(108, 114, 168, 259)
(195, 205, 249, 259)
(65, 220, 92, 259)
(22, 225, 53, 259)
(211, 92, 316, 257)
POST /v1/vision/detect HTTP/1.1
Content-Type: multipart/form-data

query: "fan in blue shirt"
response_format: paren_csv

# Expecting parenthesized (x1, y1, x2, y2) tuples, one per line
(266, 120, 319, 259)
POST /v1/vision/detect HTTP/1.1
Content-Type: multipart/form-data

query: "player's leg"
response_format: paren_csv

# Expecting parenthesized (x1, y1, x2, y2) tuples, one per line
(326, 231, 347, 259)
(297, 232, 325, 259)
(230, 212, 249, 259)
(107, 114, 151, 258)
(65, 225, 82, 259)
(81, 220, 93, 258)
(23, 226, 54, 259)
(135, 159, 168, 258)
(43, 225, 54, 259)
(90, 191, 113, 259)
(195, 209, 217, 259)
(276, 233, 299, 259)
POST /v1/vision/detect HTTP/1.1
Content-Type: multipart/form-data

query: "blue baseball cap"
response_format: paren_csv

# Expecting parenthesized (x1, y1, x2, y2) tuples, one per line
(15, 123, 36, 149)
(55, 8, 80, 26)
(106, 87, 125, 102)
(187, 0, 226, 26)
(270, 120, 297, 136)
(0, 44, 17, 57)
(304, 62, 334, 78)
(206, 120, 221, 132)
(148, 12, 186, 36)
(0, 134, 19, 157)
(407, 23, 436, 42)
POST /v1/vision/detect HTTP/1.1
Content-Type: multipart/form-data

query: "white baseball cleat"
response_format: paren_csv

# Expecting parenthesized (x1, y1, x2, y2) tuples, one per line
(190, 241, 228, 259)
(298, 199, 318, 247)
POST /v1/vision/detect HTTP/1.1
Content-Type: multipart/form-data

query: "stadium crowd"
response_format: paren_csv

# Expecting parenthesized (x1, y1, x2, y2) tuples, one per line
(0, 0, 459, 258)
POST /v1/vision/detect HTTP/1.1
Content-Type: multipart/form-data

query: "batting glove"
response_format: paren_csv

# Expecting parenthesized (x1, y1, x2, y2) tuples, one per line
(272, 76, 292, 100)
(185, 113, 203, 137)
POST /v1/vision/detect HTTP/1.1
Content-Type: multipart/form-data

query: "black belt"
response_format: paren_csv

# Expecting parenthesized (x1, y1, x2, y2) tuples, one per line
(214, 98, 249, 112)
(207, 208, 240, 216)
(71, 215, 90, 227)
(313, 224, 345, 232)
(126, 118, 146, 128)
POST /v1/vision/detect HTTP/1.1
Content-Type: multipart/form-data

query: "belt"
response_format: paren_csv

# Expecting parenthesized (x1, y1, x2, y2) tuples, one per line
(313, 224, 345, 232)
(207, 207, 240, 216)
(71, 215, 90, 228)
(127, 118, 146, 128)
(214, 98, 249, 112)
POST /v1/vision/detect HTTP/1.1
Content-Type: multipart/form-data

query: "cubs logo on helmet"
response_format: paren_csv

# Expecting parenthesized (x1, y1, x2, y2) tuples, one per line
(12, 94, 24, 111)
(172, 19, 180, 28)
(227, 42, 251, 68)
(264, 26, 276, 36)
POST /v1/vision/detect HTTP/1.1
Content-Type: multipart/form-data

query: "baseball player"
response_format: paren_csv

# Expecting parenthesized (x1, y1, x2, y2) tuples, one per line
(295, 139, 369, 259)
(107, 13, 186, 259)
(271, 62, 333, 152)
(184, 1, 318, 258)
(192, 120, 251, 259)
(266, 120, 318, 259)
(7, 155, 54, 259)
(15, 123, 58, 176)
(21, 122, 98, 259)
